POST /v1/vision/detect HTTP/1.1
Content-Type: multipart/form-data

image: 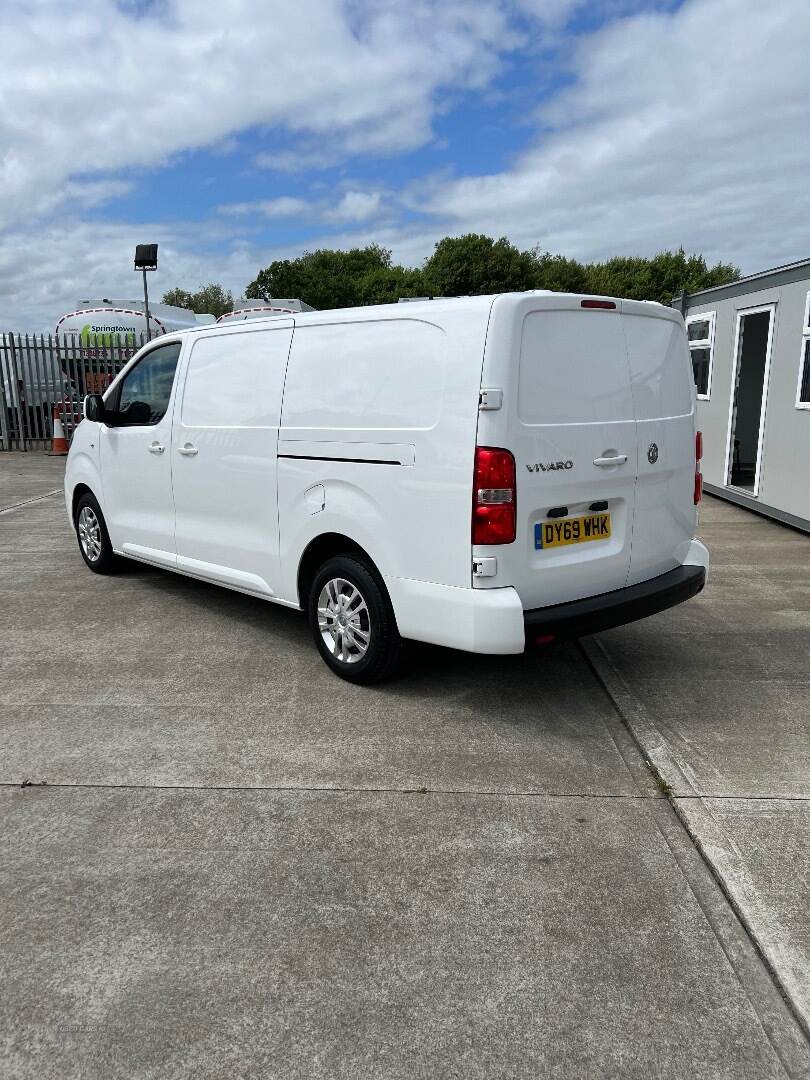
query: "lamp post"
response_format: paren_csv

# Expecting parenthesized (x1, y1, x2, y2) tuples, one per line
(134, 244, 158, 342)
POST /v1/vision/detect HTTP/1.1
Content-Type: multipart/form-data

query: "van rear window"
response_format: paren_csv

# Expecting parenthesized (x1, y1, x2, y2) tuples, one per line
(282, 319, 444, 431)
(623, 314, 693, 420)
(518, 310, 634, 425)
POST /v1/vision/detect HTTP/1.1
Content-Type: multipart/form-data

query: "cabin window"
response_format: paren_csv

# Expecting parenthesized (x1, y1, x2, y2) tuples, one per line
(797, 292, 810, 409)
(686, 311, 715, 399)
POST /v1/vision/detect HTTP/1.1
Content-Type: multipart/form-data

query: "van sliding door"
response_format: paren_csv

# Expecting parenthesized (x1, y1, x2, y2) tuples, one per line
(171, 322, 294, 597)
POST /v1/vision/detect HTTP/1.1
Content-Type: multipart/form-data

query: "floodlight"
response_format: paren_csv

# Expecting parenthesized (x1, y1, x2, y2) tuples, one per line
(134, 244, 159, 341)
(134, 244, 158, 271)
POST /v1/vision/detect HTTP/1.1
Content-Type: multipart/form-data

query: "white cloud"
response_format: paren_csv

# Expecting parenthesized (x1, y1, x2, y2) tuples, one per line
(0, 0, 516, 329)
(0, 218, 268, 333)
(281, 0, 810, 277)
(0, 0, 512, 231)
(3, 0, 810, 332)
(325, 191, 383, 223)
(418, 0, 810, 271)
(253, 148, 338, 174)
(306, 0, 810, 277)
(218, 197, 311, 218)
(64, 180, 135, 209)
(218, 190, 385, 225)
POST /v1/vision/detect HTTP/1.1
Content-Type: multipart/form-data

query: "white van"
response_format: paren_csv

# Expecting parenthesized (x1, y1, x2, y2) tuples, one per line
(65, 292, 709, 683)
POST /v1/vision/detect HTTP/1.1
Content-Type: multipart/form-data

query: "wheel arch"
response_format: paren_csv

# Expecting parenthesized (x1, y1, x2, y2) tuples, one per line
(71, 482, 97, 523)
(297, 532, 379, 607)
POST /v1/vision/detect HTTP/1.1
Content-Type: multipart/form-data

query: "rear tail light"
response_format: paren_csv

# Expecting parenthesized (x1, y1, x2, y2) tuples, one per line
(473, 447, 516, 545)
(694, 430, 703, 505)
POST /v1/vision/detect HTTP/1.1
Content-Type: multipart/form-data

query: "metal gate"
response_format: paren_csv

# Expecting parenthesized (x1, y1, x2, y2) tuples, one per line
(0, 333, 146, 450)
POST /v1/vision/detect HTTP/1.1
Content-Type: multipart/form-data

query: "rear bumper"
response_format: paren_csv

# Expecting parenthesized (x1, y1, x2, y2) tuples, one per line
(387, 541, 708, 655)
(386, 575, 526, 654)
(524, 563, 706, 642)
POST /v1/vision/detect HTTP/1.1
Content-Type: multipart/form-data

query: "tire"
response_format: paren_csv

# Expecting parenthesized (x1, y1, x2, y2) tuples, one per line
(308, 554, 404, 684)
(74, 492, 120, 574)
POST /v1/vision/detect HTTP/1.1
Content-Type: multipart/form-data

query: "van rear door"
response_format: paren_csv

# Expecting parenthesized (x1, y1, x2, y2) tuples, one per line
(621, 302, 696, 585)
(502, 299, 637, 609)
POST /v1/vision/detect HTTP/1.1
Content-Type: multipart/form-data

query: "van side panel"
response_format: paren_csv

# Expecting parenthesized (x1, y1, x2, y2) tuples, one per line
(281, 319, 444, 432)
(277, 309, 492, 609)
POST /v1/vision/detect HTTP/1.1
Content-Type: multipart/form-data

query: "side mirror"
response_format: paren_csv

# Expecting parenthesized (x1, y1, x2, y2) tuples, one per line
(84, 394, 106, 422)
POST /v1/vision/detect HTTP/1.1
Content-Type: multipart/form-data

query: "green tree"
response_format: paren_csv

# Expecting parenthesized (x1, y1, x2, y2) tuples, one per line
(245, 245, 394, 309)
(244, 238, 739, 311)
(355, 266, 428, 306)
(161, 287, 194, 310)
(583, 249, 739, 305)
(530, 250, 590, 294)
(161, 283, 234, 318)
(423, 234, 536, 296)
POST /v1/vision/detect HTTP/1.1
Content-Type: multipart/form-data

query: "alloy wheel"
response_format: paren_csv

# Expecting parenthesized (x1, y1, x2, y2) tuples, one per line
(317, 577, 371, 664)
(77, 505, 102, 562)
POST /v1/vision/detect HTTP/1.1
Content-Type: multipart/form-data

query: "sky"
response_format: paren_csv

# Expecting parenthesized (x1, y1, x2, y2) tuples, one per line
(1, 0, 809, 331)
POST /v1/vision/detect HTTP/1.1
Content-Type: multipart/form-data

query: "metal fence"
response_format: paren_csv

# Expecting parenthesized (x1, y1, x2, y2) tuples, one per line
(0, 333, 148, 450)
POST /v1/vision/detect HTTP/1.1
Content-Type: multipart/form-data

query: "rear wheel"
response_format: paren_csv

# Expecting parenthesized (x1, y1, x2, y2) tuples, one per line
(74, 493, 119, 574)
(308, 555, 403, 684)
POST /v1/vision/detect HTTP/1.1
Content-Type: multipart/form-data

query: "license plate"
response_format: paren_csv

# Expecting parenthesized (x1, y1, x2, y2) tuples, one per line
(535, 512, 611, 550)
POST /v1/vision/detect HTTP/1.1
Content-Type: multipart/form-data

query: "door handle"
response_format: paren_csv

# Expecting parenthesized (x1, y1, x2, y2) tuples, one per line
(593, 454, 628, 467)
(148, 442, 165, 455)
(177, 444, 198, 457)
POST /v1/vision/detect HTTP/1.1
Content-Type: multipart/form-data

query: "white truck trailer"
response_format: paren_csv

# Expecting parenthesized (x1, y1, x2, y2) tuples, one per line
(216, 298, 315, 323)
(55, 299, 214, 343)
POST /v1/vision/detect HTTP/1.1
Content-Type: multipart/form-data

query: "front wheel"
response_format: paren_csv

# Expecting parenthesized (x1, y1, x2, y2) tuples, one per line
(308, 555, 404, 684)
(74, 493, 119, 574)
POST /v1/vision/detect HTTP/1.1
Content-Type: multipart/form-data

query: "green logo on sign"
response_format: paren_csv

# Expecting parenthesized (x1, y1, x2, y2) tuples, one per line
(79, 323, 136, 347)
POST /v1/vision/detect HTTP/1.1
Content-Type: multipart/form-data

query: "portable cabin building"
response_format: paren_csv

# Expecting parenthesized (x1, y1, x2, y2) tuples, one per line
(673, 258, 810, 532)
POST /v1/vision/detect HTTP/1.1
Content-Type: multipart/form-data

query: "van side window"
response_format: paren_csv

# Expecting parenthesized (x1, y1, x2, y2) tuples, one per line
(685, 312, 715, 400)
(116, 342, 182, 425)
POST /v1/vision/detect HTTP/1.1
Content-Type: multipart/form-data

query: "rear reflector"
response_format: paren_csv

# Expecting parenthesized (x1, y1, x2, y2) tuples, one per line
(473, 447, 516, 545)
(534, 634, 556, 646)
(581, 299, 616, 310)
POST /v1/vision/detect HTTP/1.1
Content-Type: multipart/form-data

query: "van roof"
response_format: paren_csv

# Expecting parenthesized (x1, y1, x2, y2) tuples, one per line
(199, 290, 675, 330)
(285, 293, 502, 325)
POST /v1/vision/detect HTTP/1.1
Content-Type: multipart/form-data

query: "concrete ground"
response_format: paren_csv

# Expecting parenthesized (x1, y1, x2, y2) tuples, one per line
(1, 452, 809, 1079)
(0, 452, 63, 509)
(587, 495, 810, 1035)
